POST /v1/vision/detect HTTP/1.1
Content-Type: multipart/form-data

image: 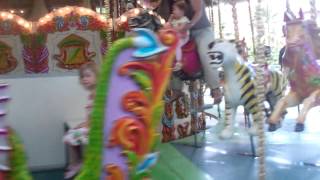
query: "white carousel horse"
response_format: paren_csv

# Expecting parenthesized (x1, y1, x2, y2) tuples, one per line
(206, 40, 286, 139)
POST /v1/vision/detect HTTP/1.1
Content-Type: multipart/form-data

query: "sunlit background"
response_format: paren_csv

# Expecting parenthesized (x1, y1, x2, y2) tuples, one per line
(206, 0, 320, 64)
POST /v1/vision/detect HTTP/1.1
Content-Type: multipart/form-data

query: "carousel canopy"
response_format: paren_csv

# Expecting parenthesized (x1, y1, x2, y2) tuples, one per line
(0, 0, 104, 20)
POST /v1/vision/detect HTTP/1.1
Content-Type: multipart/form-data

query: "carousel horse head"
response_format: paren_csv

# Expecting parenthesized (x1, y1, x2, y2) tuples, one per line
(128, 9, 163, 31)
(207, 39, 244, 69)
(283, 9, 320, 60)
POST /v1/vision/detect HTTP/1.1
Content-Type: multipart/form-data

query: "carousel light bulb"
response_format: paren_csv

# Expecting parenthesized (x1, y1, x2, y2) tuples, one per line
(39, 19, 45, 24)
(18, 19, 24, 25)
(137, 0, 141, 4)
(58, 9, 64, 14)
(20, 10, 24, 13)
(79, 7, 85, 12)
(85, 9, 92, 15)
(142, 5, 146, 9)
(24, 22, 30, 28)
(45, 14, 52, 20)
(148, 10, 154, 15)
(120, 15, 127, 23)
(98, 15, 106, 21)
(65, 7, 71, 12)
(7, 14, 13, 19)
(1, 12, 6, 18)
(133, 8, 140, 15)
(10, 10, 14, 14)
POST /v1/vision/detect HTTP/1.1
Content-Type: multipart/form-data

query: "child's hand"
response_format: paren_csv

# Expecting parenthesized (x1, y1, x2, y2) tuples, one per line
(173, 62, 183, 71)
(163, 23, 171, 29)
(75, 121, 89, 129)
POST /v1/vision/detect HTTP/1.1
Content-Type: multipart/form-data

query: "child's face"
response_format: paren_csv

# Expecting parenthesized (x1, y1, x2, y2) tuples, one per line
(80, 69, 96, 90)
(172, 6, 184, 19)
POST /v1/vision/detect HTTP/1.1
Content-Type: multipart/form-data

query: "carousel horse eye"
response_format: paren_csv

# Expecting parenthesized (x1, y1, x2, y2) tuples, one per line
(208, 41, 215, 49)
(217, 54, 223, 60)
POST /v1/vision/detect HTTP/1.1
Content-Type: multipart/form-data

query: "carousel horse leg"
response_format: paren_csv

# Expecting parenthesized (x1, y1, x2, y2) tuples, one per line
(219, 103, 237, 139)
(268, 91, 301, 131)
(295, 89, 320, 132)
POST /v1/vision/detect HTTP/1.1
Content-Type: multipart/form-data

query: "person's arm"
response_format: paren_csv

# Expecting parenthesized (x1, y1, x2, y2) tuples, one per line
(183, 0, 203, 30)
(75, 120, 89, 129)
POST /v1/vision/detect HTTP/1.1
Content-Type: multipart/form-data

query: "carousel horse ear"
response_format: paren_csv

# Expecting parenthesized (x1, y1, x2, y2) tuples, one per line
(284, 12, 290, 22)
(299, 8, 304, 20)
(208, 41, 215, 49)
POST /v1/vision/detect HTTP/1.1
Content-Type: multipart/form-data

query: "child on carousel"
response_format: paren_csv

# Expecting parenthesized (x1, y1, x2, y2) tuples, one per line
(63, 62, 98, 179)
(167, 0, 190, 71)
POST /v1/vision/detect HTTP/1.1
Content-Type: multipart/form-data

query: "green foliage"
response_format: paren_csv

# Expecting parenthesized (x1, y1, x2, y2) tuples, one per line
(75, 37, 134, 180)
(9, 129, 33, 180)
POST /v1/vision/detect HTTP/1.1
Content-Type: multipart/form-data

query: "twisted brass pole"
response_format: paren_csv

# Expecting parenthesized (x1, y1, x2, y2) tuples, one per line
(254, 0, 266, 179)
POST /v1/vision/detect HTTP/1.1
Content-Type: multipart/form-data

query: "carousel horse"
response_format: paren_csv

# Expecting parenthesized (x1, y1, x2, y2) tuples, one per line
(207, 39, 264, 139)
(268, 10, 320, 132)
(207, 40, 286, 139)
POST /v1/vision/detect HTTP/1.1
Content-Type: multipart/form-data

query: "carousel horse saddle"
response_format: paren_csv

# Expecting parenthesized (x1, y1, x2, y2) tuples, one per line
(176, 40, 203, 81)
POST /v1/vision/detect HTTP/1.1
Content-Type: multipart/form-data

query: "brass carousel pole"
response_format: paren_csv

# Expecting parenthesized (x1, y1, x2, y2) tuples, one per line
(310, 0, 317, 22)
(217, 0, 223, 39)
(248, 0, 256, 57)
(104, 0, 113, 50)
(230, 0, 239, 40)
(254, 0, 266, 179)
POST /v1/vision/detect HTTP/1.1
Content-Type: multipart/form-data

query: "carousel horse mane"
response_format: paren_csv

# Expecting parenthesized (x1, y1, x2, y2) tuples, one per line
(128, 9, 163, 31)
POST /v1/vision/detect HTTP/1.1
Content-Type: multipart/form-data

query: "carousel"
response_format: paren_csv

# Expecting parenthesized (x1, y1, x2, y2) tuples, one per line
(1, 0, 320, 180)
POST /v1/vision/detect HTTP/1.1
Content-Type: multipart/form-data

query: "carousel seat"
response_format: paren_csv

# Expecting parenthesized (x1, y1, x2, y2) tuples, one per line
(176, 40, 203, 81)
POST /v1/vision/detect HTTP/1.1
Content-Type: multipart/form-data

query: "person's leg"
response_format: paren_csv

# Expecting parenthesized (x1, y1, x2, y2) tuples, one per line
(63, 128, 86, 179)
(64, 145, 83, 179)
(174, 36, 190, 71)
(192, 27, 220, 90)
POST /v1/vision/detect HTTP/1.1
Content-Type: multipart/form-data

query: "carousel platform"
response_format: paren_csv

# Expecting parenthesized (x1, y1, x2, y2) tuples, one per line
(31, 104, 320, 180)
(31, 143, 211, 180)
(172, 104, 320, 180)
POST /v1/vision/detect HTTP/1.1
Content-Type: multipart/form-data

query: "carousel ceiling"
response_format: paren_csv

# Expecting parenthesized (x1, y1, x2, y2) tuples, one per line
(0, 0, 103, 19)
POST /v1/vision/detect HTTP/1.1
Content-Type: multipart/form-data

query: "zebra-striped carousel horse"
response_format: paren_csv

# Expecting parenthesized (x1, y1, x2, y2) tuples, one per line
(207, 40, 286, 139)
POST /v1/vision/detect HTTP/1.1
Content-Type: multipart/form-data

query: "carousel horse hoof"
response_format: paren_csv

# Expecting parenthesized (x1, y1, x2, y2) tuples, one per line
(248, 125, 259, 136)
(294, 123, 305, 132)
(268, 123, 280, 132)
(219, 127, 234, 139)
